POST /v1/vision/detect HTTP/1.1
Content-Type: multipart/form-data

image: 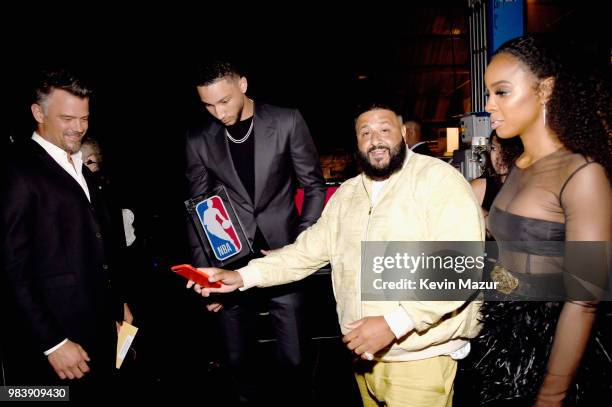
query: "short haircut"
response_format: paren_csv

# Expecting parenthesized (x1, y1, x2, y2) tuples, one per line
(353, 101, 401, 122)
(192, 58, 243, 87)
(34, 69, 92, 113)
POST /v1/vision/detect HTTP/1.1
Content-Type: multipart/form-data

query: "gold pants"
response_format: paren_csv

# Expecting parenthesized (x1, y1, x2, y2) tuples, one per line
(354, 356, 456, 407)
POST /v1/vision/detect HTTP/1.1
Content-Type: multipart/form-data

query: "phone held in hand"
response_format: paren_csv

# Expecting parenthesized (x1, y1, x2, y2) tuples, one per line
(171, 264, 222, 288)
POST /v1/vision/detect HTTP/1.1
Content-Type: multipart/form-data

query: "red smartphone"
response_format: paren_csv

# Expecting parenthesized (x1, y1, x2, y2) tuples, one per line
(171, 264, 222, 288)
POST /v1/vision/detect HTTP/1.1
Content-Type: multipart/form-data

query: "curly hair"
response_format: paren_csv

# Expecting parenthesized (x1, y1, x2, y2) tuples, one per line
(496, 132, 523, 170)
(483, 131, 523, 177)
(494, 35, 612, 177)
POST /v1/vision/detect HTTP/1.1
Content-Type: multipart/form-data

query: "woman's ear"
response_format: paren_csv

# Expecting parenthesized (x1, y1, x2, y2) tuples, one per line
(538, 77, 555, 104)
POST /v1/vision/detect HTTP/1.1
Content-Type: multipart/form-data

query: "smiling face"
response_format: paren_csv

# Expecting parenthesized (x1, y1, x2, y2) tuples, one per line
(355, 108, 407, 180)
(484, 52, 546, 140)
(31, 89, 90, 154)
(197, 75, 248, 126)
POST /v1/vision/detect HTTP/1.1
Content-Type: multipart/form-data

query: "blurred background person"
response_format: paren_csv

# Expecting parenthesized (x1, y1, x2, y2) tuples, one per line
(402, 115, 435, 157)
(81, 136, 103, 173)
(470, 131, 523, 232)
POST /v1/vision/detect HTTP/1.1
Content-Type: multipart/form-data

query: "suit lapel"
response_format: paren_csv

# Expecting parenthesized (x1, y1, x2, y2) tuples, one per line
(29, 140, 94, 210)
(253, 103, 276, 207)
(83, 170, 108, 220)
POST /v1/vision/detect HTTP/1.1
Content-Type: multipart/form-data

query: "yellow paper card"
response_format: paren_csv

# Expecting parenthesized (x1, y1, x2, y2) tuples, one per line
(116, 322, 138, 369)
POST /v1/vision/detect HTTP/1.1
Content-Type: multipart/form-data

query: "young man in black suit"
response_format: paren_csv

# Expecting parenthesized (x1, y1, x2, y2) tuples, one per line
(0, 70, 132, 396)
(185, 59, 326, 404)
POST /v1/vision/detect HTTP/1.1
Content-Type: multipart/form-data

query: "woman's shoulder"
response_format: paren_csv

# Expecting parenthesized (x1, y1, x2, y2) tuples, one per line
(558, 153, 609, 208)
(560, 152, 606, 187)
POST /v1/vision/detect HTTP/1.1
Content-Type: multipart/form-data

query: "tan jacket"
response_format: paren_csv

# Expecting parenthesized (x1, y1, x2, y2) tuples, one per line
(242, 151, 485, 361)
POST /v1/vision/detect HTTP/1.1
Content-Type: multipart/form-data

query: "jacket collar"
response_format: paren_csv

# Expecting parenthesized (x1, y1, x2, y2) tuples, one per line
(360, 149, 414, 206)
(209, 101, 277, 208)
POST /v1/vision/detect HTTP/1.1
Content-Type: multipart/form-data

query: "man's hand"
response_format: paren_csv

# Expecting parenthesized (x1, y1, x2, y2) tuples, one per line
(116, 303, 134, 333)
(342, 316, 396, 361)
(186, 267, 243, 297)
(260, 249, 279, 256)
(123, 303, 133, 324)
(47, 340, 90, 380)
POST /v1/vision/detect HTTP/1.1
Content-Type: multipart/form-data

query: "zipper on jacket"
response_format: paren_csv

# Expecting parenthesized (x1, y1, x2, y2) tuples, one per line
(358, 158, 409, 323)
(360, 175, 373, 320)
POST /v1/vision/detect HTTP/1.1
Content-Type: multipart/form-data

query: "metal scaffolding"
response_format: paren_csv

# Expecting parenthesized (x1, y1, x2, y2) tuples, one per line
(468, 0, 489, 113)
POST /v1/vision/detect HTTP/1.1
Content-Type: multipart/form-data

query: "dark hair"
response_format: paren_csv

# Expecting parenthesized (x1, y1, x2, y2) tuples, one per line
(353, 102, 401, 122)
(495, 132, 523, 169)
(402, 114, 430, 140)
(484, 131, 523, 177)
(193, 58, 243, 87)
(402, 114, 423, 127)
(34, 69, 92, 107)
(495, 35, 611, 176)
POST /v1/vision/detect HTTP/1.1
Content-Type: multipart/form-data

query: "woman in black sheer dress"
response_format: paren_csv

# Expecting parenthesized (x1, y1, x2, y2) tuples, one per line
(470, 35, 611, 406)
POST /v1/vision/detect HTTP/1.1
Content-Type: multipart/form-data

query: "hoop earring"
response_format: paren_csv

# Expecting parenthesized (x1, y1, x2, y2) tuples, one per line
(542, 104, 547, 128)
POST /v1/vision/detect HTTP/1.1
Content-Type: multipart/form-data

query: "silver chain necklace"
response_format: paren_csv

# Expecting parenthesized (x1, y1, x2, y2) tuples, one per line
(225, 119, 254, 144)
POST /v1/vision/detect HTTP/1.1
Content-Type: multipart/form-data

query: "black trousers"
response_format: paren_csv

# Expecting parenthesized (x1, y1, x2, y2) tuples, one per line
(217, 284, 309, 405)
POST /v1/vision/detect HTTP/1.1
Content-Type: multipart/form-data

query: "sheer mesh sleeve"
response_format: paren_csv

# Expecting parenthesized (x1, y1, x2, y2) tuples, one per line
(561, 161, 611, 242)
(538, 161, 611, 402)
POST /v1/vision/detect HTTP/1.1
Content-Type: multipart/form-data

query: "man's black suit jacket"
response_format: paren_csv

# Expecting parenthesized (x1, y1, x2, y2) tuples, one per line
(185, 102, 326, 266)
(1, 140, 124, 373)
(412, 142, 435, 157)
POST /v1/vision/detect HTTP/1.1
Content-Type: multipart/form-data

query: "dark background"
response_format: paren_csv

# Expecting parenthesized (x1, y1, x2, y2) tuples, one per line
(1, 2, 609, 403)
(3, 2, 609, 216)
(3, 3, 608, 216)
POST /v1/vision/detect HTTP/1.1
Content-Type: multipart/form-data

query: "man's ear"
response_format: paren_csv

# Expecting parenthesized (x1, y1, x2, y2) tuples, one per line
(239, 76, 248, 94)
(401, 124, 407, 143)
(538, 77, 555, 104)
(31, 103, 44, 124)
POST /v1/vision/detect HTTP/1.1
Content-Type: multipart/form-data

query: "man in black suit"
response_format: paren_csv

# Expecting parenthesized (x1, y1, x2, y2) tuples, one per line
(0, 70, 132, 394)
(403, 116, 435, 157)
(185, 59, 326, 404)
